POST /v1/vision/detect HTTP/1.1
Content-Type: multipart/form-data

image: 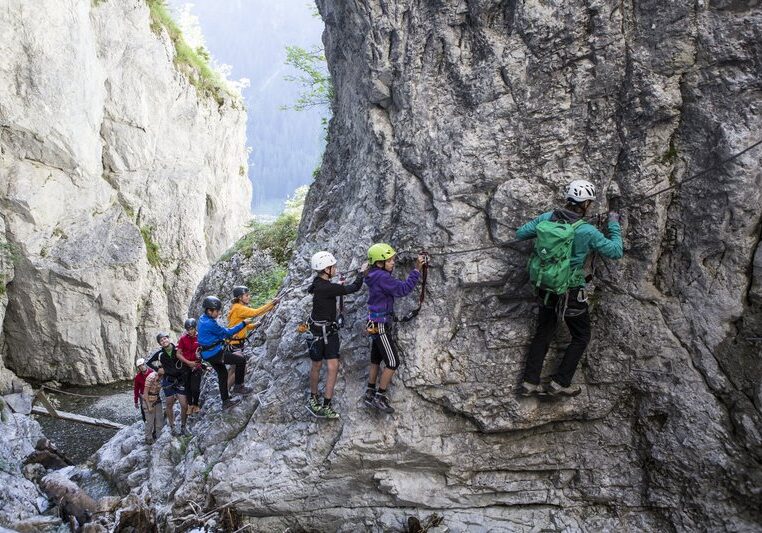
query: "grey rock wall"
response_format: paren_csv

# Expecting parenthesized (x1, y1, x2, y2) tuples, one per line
(94, 0, 762, 531)
(0, 0, 251, 384)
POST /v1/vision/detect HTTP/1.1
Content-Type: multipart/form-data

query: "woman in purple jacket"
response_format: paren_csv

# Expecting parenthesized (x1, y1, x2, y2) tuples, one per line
(364, 243, 426, 413)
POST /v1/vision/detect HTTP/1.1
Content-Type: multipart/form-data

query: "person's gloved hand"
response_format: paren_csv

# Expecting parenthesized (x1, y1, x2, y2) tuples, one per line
(608, 212, 622, 224)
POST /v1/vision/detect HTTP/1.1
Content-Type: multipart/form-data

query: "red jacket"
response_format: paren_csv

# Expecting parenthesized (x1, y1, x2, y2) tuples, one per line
(177, 333, 199, 363)
(133, 368, 154, 405)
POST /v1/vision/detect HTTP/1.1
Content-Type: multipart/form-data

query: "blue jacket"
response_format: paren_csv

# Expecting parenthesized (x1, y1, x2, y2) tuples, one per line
(365, 267, 420, 323)
(197, 313, 246, 359)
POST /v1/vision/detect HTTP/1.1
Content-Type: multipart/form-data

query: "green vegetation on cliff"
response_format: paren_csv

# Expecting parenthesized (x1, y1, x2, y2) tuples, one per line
(145, 0, 230, 105)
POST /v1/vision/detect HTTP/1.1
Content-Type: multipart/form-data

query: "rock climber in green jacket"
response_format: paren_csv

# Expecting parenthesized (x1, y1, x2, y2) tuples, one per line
(516, 179, 623, 397)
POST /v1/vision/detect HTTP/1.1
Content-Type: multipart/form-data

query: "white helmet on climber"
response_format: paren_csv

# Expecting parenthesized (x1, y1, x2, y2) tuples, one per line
(311, 251, 337, 272)
(565, 179, 596, 203)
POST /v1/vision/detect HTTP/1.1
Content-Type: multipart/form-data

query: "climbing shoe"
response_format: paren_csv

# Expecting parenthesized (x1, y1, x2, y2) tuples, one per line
(307, 396, 324, 418)
(319, 404, 340, 419)
(363, 388, 376, 407)
(517, 381, 541, 396)
(545, 381, 581, 397)
(231, 384, 254, 395)
(222, 398, 241, 410)
(372, 393, 395, 414)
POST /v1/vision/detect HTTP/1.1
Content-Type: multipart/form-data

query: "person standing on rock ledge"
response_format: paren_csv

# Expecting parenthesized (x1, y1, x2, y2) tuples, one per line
(142, 363, 164, 445)
(516, 179, 623, 397)
(133, 358, 153, 422)
(227, 286, 279, 351)
(197, 296, 257, 409)
(177, 319, 203, 415)
(364, 243, 427, 414)
(306, 251, 367, 419)
(154, 333, 194, 436)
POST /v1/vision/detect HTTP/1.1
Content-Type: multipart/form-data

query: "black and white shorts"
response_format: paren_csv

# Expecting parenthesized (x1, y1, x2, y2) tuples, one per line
(369, 322, 399, 370)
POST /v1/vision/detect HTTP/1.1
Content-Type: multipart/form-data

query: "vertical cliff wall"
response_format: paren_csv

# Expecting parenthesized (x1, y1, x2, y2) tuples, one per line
(94, 0, 761, 531)
(0, 0, 251, 385)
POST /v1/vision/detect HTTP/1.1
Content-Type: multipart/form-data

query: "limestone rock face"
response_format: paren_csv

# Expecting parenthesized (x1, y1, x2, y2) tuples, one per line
(0, 0, 251, 384)
(0, 395, 45, 527)
(95, 0, 762, 530)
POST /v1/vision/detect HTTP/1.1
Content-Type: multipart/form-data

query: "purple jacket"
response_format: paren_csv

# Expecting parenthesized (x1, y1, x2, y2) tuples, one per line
(365, 267, 421, 323)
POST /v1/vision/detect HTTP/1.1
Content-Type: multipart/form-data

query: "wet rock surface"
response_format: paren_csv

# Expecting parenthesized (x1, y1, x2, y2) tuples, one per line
(92, 0, 762, 531)
(0, 0, 251, 385)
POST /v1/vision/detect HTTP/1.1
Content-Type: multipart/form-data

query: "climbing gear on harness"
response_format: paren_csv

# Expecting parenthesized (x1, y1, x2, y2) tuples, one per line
(296, 322, 309, 334)
(368, 243, 396, 264)
(566, 180, 596, 203)
(528, 219, 586, 299)
(398, 251, 429, 322)
(311, 251, 337, 271)
(156, 332, 169, 343)
(199, 339, 224, 353)
(232, 286, 249, 298)
(184, 318, 196, 330)
(202, 296, 222, 310)
(337, 272, 346, 328)
(366, 320, 380, 335)
(308, 317, 340, 344)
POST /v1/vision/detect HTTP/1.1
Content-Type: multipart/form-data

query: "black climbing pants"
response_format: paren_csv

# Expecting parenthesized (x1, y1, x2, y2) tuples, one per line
(185, 369, 203, 406)
(208, 348, 246, 401)
(523, 290, 591, 388)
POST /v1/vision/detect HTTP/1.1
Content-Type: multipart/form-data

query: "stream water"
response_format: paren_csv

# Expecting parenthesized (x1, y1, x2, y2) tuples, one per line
(33, 381, 138, 465)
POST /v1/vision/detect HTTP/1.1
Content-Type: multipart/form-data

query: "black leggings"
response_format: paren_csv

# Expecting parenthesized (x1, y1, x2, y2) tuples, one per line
(207, 348, 246, 401)
(523, 290, 591, 387)
(185, 370, 203, 406)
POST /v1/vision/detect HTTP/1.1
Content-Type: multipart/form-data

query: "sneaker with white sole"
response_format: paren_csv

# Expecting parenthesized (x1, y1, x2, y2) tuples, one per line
(319, 404, 340, 419)
(517, 381, 541, 396)
(545, 380, 581, 397)
(307, 396, 324, 417)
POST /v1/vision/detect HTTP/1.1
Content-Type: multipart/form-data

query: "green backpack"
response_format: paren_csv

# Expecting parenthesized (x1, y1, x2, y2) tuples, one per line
(527, 218, 585, 295)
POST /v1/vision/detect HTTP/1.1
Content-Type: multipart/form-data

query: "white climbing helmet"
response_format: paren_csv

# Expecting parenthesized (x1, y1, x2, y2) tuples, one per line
(311, 251, 337, 272)
(136, 358, 146, 367)
(565, 179, 597, 203)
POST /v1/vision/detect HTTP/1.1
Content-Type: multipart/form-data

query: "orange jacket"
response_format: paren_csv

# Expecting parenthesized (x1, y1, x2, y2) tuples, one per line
(228, 301, 275, 340)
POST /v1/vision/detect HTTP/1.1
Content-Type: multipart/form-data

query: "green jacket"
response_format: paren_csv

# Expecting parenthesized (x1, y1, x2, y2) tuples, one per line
(516, 210, 623, 286)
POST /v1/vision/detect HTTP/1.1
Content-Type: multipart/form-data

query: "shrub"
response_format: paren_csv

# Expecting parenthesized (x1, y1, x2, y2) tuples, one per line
(145, 0, 231, 105)
(140, 225, 161, 267)
(246, 266, 287, 308)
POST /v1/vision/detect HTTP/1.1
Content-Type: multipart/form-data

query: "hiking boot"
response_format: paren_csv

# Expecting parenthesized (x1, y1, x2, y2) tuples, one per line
(180, 425, 188, 436)
(363, 388, 376, 407)
(222, 398, 241, 409)
(231, 384, 254, 395)
(307, 397, 324, 418)
(169, 425, 178, 436)
(545, 380, 581, 397)
(145, 438, 154, 445)
(319, 404, 340, 419)
(372, 393, 395, 414)
(517, 381, 541, 396)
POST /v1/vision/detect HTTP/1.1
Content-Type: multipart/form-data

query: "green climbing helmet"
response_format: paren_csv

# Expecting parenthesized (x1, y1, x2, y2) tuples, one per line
(368, 243, 396, 264)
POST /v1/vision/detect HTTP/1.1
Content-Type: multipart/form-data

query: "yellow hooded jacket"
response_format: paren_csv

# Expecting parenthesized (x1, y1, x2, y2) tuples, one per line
(227, 301, 275, 341)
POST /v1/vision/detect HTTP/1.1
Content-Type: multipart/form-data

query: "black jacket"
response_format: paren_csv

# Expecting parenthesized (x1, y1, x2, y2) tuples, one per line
(147, 345, 186, 378)
(308, 274, 364, 323)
